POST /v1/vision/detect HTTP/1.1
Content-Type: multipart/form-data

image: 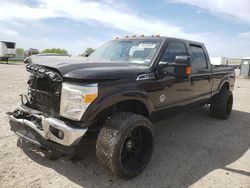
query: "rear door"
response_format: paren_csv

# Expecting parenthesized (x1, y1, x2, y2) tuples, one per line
(189, 44, 212, 100)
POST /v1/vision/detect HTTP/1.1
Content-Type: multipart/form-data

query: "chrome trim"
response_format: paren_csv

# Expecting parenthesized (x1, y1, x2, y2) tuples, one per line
(136, 73, 155, 81)
(17, 102, 43, 119)
(9, 104, 88, 146)
(42, 117, 87, 146)
(9, 115, 45, 136)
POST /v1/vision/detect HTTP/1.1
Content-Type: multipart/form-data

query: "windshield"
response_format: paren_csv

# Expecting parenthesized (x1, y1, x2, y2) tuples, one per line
(88, 39, 162, 66)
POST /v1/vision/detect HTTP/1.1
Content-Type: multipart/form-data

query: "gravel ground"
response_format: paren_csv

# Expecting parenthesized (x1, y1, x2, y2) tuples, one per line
(0, 63, 249, 188)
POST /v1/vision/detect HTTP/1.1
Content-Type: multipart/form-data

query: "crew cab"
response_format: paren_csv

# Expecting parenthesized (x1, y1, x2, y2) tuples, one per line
(8, 36, 235, 179)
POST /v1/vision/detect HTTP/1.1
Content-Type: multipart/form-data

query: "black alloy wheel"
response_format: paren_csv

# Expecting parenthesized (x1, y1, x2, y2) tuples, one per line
(96, 112, 154, 179)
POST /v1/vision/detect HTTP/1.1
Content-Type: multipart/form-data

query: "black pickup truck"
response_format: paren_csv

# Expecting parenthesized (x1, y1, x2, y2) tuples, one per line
(8, 36, 235, 179)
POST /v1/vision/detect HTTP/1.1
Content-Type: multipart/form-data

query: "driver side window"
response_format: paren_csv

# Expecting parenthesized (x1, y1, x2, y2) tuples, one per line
(161, 42, 188, 63)
(160, 42, 188, 74)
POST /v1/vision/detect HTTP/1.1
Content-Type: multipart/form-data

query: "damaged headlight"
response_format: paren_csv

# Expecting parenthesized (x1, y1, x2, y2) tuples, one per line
(60, 83, 98, 121)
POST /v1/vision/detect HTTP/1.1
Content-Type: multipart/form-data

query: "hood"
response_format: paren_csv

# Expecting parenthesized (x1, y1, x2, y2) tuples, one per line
(28, 55, 149, 81)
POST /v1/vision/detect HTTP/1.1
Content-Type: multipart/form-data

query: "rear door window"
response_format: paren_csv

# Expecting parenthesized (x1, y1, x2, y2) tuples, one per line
(190, 45, 207, 72)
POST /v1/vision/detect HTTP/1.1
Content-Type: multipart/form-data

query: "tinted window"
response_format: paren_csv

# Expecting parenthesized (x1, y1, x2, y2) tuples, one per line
(159, 42, 188, 76)
(190, 45, 207, 71)
(161, 42, 188, 63)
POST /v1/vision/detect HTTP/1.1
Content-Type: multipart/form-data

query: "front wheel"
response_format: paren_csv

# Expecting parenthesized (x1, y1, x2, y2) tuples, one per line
(96, 112, 154, 179)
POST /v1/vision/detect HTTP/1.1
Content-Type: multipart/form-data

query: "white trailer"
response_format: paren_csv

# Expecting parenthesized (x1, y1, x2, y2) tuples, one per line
(0, 41, 16, 63)
(210, 57, 228, 66)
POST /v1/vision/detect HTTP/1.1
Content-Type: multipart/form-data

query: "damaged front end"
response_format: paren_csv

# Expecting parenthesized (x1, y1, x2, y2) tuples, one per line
(8, 64, 87, 154)
(25, 63, 62, 116)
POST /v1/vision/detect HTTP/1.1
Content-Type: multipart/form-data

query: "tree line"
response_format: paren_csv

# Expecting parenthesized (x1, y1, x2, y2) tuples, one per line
(16, 47, 95, 57)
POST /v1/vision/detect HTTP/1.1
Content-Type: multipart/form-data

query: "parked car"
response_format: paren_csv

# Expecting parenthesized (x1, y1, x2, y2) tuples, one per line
(8, 36, 235, 179)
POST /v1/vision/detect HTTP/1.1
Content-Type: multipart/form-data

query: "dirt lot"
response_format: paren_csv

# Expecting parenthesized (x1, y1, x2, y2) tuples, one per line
(0, 63, 249, 188)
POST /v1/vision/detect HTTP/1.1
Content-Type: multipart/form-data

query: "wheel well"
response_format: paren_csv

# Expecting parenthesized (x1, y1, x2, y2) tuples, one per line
(221, 82, 230, 91)
(95, 100, 150, 127)
(114, 100, 150, 118)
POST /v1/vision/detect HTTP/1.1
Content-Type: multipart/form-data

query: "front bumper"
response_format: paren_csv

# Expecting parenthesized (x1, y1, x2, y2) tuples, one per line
(8, 102, 88, 151)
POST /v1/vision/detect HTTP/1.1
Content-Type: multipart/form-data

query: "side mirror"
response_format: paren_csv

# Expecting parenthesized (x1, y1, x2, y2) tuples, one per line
(158, 56, 190, 68)
(175, 56, 192, 76)
(175, 55, 190, 65)
(157, 56, 191, 78)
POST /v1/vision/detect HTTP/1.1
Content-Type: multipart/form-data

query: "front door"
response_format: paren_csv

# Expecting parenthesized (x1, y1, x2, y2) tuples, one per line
(155, 41, 193, 108)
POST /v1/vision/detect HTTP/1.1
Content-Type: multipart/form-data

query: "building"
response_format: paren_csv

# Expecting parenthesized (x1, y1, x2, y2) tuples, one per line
(240, 57, 250, 78)
(0, 41, 16, 63)
(227, 58, 241, 69)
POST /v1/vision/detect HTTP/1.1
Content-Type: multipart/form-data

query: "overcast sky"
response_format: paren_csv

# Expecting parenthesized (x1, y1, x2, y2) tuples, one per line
(0, 0, 250, 57)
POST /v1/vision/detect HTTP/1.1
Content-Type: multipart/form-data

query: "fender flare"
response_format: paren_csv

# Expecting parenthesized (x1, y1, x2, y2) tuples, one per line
(218, 78, 231, 92)
(81, 89, 154, 126)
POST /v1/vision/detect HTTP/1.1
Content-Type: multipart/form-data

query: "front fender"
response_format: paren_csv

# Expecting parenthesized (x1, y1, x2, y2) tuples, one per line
(81, 89, 154, 126)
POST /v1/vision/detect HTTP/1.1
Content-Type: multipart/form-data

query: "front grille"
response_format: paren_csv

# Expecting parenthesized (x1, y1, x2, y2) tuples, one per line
(26, 64, 62, 116)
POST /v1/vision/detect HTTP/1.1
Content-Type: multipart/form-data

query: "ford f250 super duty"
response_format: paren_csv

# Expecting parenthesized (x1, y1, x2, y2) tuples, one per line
(8, 36, 235, 179)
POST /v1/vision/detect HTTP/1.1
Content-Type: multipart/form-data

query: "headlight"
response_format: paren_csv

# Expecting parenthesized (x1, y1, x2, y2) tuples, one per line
(60, 83, 98, 121)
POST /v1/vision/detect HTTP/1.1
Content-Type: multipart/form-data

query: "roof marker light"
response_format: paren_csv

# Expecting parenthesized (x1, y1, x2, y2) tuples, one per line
(186, 67, 192, 76)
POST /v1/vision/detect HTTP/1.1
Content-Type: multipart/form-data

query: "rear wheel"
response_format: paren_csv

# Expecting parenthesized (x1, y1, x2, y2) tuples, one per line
(210, 89, 233, 120)
(96, 112, 154, 179)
